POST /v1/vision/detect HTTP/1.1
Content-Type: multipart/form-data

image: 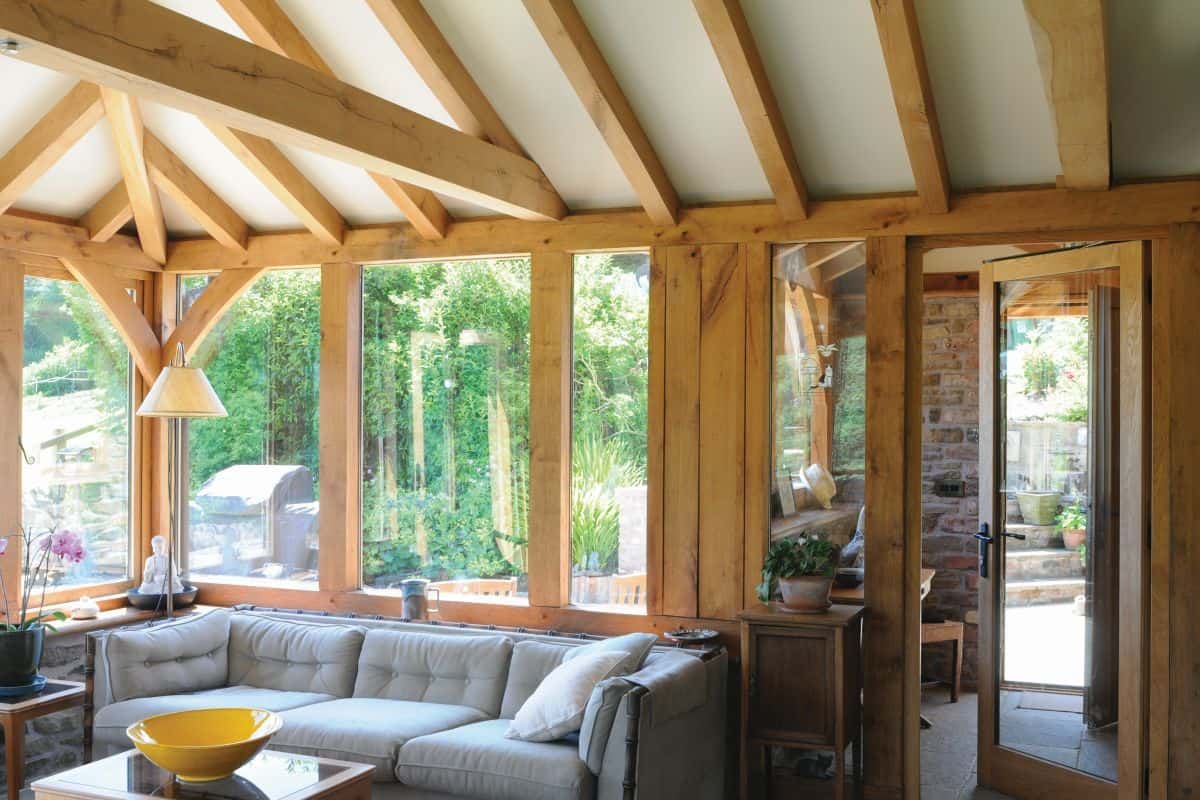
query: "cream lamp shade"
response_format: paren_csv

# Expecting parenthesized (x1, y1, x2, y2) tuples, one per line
(137, 364, 227, 418)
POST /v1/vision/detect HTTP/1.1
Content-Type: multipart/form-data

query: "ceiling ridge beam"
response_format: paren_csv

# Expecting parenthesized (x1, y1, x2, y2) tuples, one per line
(0, 0, 566, 222)
(216, 0, 450, 240)
(163, 265, 269, 362)
(1024, 0, 1110, 191)
(0, 81, 105, 214)
(522, 0, 679, 225)
(143, 130, 249, 252)
(101, 88, 167, 263)
(871, 0, 951, 214)
(78, 181, 132, 242)
(693, 0, 808, 221)
(204, 121, 345, 246)
(61, 257, 161, 381)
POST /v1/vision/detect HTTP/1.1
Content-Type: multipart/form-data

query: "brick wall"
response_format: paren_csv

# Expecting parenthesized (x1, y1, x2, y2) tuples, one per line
(921, 294, 981, 689)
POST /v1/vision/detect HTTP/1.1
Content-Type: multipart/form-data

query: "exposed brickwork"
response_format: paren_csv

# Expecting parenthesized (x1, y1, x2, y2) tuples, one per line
(921, 295, 981, 689)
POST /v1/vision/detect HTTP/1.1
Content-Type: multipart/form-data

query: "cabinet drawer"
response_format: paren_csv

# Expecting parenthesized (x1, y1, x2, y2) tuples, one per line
(746, 624, 836, 745)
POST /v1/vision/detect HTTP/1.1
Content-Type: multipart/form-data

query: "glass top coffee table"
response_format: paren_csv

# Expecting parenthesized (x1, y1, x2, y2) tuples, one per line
(31, 750, 373, 800)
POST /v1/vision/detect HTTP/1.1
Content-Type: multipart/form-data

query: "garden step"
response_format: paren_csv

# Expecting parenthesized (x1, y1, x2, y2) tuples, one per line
(1005, 548, 1084, 581)
(1002, 523, 1061, 550)
(1004, 578, 1085, 607)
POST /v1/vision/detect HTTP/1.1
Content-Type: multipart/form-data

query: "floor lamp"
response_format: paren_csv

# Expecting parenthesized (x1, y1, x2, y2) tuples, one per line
(136, 343, 226, 617)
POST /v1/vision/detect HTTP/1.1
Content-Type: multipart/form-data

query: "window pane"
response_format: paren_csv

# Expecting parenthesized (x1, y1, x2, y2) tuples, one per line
(361, 259, 530, 600)
(570, 253, 650, 609)
(769, 243, 867, 587)
(22, 276, 132, 587)
(184, 269, 321, 585)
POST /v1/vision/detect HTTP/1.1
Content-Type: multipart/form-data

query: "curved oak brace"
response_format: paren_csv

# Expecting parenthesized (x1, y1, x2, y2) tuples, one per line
(61, 257, 161, 382)
(162, 266, 269, 363)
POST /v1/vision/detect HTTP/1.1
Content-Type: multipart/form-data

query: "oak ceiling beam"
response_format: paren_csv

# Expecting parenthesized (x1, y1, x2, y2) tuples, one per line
(0, 0, 565, 222)
(1024, 0, 1110, 190)
(364, 0, 526, 157)
(871, 0, 951, 214)
(61, 257, 161, 382)
(162, 265, 269, 362)
(0, 81, 104, 214)
(693, 0, 808, 221)
(216, 0, 450, 240)
(523, 0, 679, 225)
(78, 181, 131, 242)
(0, 210, 158, 273)
(143, 131, 249, 252)
(101, 88, 167, 264)
(204, 122, 345, 246)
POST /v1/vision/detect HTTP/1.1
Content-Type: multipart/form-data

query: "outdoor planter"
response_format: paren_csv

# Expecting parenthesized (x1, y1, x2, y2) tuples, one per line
(1062, 529, 1086, 549)
(1016, 491, 1061, 525)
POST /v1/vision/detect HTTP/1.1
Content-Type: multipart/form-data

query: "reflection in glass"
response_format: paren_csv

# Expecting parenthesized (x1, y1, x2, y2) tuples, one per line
(183, 269, 321, 585)
(769, 243, 867, 584)
(570, 252, 650, 609)
(361, 259, 530, 600)
(22, 276, 132, 587)
(996, 266, 1119, 781)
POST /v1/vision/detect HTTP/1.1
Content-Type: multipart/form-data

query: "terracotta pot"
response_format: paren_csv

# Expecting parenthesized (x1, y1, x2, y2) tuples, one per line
(1062, 529, 1086, 549)
(778, 576, 833, 613)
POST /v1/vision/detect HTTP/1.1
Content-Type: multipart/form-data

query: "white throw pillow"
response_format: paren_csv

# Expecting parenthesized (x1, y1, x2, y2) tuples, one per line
(506, 650, 628, 742)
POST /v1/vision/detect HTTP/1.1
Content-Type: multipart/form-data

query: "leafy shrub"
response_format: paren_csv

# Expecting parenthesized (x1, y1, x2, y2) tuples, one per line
(570, 436, 641, 573)
(757, 536, 840, 601)
(1056, 501, 1088, 532)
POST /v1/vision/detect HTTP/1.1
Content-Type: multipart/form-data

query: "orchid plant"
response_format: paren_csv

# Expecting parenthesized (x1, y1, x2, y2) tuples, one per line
(0, 527, 86, 631)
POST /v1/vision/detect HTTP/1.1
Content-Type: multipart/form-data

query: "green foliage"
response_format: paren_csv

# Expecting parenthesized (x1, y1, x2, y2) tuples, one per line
(832, 335, 866, 471)
(1056, 501, 1088, 531)
(1009, 317, 1089, 422)
(570, 436, 641, 572)
(757, 536, 839, 601)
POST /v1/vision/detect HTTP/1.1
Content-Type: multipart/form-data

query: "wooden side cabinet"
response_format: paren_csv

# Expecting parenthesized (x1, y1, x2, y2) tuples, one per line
(738, 603, 866, 800)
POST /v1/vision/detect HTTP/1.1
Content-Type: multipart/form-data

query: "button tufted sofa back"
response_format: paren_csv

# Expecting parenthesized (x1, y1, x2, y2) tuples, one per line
(228, 613, 365, 697)
(105, 608, 231, 702)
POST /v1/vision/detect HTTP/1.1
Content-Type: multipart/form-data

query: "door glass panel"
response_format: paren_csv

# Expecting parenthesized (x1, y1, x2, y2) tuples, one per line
(996, 266, 1118, 781)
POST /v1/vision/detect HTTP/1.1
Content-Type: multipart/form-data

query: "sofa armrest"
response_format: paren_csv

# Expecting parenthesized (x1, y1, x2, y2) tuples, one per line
(595, 649, 728, 800)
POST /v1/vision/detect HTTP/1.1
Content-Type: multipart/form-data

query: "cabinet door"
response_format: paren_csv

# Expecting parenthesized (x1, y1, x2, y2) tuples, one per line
(746, 624, 836, 745)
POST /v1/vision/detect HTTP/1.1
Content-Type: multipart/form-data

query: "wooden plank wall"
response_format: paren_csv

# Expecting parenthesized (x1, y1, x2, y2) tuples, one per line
(0, 260, 21, 621)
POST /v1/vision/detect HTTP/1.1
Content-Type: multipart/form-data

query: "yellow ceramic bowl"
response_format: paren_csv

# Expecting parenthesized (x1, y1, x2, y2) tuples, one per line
(127, 708, 282, 782)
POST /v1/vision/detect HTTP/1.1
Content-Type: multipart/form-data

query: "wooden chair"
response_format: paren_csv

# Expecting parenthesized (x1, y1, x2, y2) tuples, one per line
(609, 572, 646, 606)
(920, 620, 964, 702)
(430, 577, 519, 597)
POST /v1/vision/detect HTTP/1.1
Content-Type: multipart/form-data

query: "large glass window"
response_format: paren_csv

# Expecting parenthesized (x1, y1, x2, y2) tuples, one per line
(183, 269, 321, 585)
(361, 259, 530, 600)
(570, 253, 650, 609)
(770, 242, 867, 584)
(22, 276, 133, 588)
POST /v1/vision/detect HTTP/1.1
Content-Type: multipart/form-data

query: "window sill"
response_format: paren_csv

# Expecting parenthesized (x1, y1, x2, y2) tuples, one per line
(44, 601, 215, 638)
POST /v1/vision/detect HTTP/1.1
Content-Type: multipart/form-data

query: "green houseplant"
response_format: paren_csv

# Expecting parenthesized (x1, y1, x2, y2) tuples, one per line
(757, 536, 840, 613)
(1055, 501, 1088, 549)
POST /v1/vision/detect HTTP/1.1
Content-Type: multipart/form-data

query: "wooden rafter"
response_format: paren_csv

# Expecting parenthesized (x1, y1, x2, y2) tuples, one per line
(0, 81, 104, 214)
(818, 245, 867, 284)
(204, 122, 345, 246)
(143, 131, 249, 252)
(60, 257, 161, 381)
(100, 88, 167, 264)
(523, 0, 678, 225)
(1024, 0, 1110, 190)
(216, 0, 450, 240)
(0, 212, 158, 272)
(871, 0, 951, 214)
(693, 0, 808, 220)
(78, 181, 132, 242)
(162, 265, 269, 362)
(0, 0, 565, 222)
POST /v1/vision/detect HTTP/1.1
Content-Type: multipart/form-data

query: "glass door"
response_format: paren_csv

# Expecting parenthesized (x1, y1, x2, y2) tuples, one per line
(977, 243, 1148, 799)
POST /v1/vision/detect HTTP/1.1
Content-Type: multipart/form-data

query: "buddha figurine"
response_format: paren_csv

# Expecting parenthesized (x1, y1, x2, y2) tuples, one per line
(138, 535, 184, 595)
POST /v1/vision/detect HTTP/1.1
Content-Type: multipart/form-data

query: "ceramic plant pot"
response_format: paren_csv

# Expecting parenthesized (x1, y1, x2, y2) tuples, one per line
(778, 576, 834, 613)
(0, 625, 44, 687)
(1062, 529, 1086, 549)
(1016, 491, 1061, 526)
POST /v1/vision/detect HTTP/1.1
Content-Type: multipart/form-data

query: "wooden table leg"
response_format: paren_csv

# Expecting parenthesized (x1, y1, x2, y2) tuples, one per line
(951, 635, 963, 703)
(5, 716, 23, 800)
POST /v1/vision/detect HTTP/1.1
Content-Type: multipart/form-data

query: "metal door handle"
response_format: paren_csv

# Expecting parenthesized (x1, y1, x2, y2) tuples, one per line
(974, 523, 993, 578)
(1003, 531, 1026, 541)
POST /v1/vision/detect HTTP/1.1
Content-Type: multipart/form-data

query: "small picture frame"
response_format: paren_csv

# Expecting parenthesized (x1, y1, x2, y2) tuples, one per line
(775, 474, 796, 515)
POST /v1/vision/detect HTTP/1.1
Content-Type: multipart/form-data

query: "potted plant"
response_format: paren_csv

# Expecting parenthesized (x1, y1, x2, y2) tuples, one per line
(756, 536, 840, 613)
(0, 528, 85, 688)
(1056, 501, 1087, 548)
(1016, 490, 1061, 526)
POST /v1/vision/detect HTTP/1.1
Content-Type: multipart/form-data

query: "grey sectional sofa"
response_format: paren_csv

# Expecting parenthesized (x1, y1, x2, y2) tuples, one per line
(86, 608, 726, 800)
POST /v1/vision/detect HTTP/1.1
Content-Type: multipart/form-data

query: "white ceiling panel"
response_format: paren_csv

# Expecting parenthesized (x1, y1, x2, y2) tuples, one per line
(422, 0, 638, 212)
(140, 101, 300, 232)
(276, 143, 404, 226)
(916, 0, 1060, 189)
(20, 124, 122, 219)
(150, 0, 247, 39)
(1107, 0, 1200, 181)
(575, 0, 770, 205)
(157, 182, 206, 237)
(0, 60, 79, 161)
(742, 0, 915, 197)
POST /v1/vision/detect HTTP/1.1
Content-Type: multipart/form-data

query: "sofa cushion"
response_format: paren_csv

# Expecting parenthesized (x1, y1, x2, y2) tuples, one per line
(274, 698, 487, 781)
(352, 629, 513, 717)
(506, 651, 627, 742)
(578, 677, 633, 774)
(499, 641, 571, 719)
(229, 614, 365, 697)
(397, 719, 594, 800)
(93, 685, 333, 751)
(565, 633, 657, 676)
(104, 609, 230, 702)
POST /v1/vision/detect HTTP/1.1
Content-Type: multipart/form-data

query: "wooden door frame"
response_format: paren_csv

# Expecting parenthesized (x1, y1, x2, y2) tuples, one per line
(977, 242, 1149, 799)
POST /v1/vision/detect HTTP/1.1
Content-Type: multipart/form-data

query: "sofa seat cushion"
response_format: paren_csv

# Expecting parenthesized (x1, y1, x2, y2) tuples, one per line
(93, 685, 334, 750)
(274, 698, 487, 781)
(397, 719, 594, 800)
